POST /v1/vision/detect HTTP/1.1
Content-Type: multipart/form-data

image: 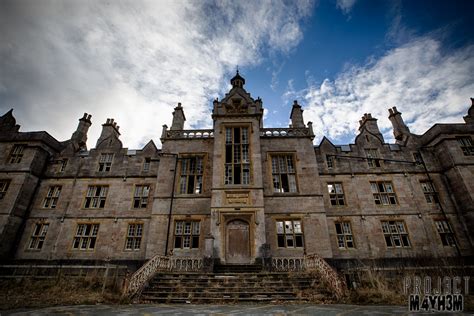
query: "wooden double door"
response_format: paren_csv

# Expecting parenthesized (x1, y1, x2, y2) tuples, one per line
(225, 219, 250, 264)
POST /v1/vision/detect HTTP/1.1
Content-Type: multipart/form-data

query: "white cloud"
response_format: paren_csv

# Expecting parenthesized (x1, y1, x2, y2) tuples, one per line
(287, 38, 474, 143)
(336, 0, 356, 14)
(0, 0, 313, 148)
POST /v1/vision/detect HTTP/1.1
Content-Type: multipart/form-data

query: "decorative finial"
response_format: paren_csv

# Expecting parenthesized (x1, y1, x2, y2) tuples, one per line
(236, 65, 239, 74)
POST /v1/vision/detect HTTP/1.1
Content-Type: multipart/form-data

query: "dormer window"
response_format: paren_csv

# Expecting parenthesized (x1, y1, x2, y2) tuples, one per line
(224, 127, 250, 185)
(98, 153, 114, 172)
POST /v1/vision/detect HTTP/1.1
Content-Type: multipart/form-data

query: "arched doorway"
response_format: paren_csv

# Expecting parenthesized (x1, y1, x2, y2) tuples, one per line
(226, 219, 250, 264)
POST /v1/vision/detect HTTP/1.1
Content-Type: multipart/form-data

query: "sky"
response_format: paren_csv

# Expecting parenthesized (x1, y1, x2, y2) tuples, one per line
(1, 0, 473, 149)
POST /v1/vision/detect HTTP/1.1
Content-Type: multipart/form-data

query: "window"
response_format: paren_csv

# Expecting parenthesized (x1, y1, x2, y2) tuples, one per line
(84, 186, 108, 208)
(335, 222, 354, 249)
(179, 156, 203, 194)
(98, 153, 114, 171)
(381, 221, 410, 248)
(28, 223, 49, 250)
(125, 223, 143, 250)
(276, 220, 303, 248)
(413, 152, 423, 164)
(9, 144, 25, 163)
(143, 157, 151, 172)
(365, 149, 381, 167)
(435, 220, 456, 247)
(58, 159, 68, 172)
(43, 186, 61, 208)
(0, 180, 10, 199)
(174, 221, 200, 249)
(457, 136, 474, 156)
(225, 127, 250, 185)
(327, 183, 345, 206)
(420, 181, 439, 204)
(72, 223, 99, 250)
(326, 154, 334, 169)
(133, 185, 150, 208)
(370, 181, 398, 205)
(271, 154, 297, 193)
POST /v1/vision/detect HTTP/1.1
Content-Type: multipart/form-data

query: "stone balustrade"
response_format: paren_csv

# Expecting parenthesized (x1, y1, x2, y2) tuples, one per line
(271, 257, 305, 272)
(260, 127, 312, 138)
(170, 257, 203, 272)
(124, 255, 170, 298)
(164, 129, 214, 139)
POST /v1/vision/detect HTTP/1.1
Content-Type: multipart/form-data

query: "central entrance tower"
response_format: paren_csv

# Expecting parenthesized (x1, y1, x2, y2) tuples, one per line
(210, 72, 266, 264)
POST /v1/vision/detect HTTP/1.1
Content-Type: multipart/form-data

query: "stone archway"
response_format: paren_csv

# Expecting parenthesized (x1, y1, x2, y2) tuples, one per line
(225, 219, 250, 264)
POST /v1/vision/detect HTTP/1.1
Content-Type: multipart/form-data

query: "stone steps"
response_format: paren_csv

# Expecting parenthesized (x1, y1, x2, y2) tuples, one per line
(139, 266, 331, 303)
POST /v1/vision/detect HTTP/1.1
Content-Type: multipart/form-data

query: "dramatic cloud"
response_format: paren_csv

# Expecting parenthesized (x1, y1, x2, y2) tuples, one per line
(0, 0, 313, 148)
(336, 0, 356, 14)
(286, 38, 474, 143)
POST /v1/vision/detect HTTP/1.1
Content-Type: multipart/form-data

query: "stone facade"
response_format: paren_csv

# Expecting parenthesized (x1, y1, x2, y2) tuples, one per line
(0, 74, 473, 268)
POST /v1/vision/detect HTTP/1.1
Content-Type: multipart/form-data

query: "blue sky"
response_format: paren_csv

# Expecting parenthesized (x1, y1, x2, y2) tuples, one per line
(1, 0, 473, 148)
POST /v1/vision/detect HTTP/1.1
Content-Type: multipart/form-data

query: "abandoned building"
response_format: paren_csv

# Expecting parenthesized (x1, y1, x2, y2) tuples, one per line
(0, 72, 473, 287)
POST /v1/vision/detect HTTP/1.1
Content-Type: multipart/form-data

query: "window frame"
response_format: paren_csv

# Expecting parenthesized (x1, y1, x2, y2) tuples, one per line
(365, 148, 381, 168)
(98, 153, 114, 172)
(270, 153, 298, 193)
(381, 220, 411, 248)
(276, 219, 304, 248)
(125, 222, 143, 251)
(434, 220, 457, 247)
(370, 181, 398, 206)
(224, 125, 251, 186)
(58, 159, 68, 173)
(133, 185, 150, 209)
(326, 154, 335, 169)
(9, 144, 25, 164)
(0, 179, 10, 200)
(43, 185, 62, 208)
(327, 182, 346, 206)
(28, 222, 49, 250)
(173, 220, 201, 249)
(420, 180, 439, 204)
(72, 223, 100, 251)
(83, 185, 109, 209)
(143, 157, 151, 172)
(177, 155, 205, 195)
(335, 221, 355, 249)
(456, 136, 474, 156)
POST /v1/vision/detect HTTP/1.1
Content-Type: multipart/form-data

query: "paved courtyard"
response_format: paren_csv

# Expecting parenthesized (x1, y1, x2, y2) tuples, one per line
(2, 304, 473, 316)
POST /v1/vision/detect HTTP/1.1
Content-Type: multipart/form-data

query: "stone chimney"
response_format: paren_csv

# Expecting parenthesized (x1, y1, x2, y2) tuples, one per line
(359, 113, 384, 142)
(71, 113, 92, 149)
(96, 118, 120, 148)
(290, 100, 305, 128)
(463, 98, 474, 125)
(388, 107, 410, 142)
(171, 103, 186, 130)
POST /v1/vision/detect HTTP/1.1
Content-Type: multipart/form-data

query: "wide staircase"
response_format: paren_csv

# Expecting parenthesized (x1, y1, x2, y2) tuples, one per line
(139, 264, 333, 303)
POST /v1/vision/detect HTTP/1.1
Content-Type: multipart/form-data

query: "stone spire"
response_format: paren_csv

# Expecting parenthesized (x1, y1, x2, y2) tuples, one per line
(463, 98, 474, 125)
(388, 107, 410, 142)
(359, 113, 384, 142)
(171, 103, 186, 130)
(290, 100, 305, 128)
(230, 70, 245, 89)
(71, 113, 92, 149)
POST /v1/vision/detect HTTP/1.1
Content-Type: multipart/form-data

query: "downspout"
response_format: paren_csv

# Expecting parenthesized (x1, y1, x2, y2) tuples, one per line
(164, 154, 178, 256)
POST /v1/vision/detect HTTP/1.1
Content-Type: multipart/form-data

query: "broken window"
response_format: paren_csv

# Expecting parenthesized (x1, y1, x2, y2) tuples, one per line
(58, 159, 68, 172)
(434, 220, 456, 247)
(276, 220, 303, 248)
(72, 223, 99, 250)
(84, 185, 108, 208)
(365, 149, 381, 168)
(179, 156, 204, 194)
(224, 127, 250, 185)
(28, 222, 49, 250)
(326, 154, 334, 169)
(143, 157, 151, 172)
(9, 144, 25, 163)
(133, 185, 150, 208)
(174, 221, 200, 249)
(98, 153, 114, 172)
(456, 136, 474, 156)
(420, 181, 439, 204)
(335, 222, 355, 249)
(271, 154, 297, 193)
(327, 182, 345, 206)
(381, 221, 410, 248)
(43, 186, 61, 208)
(370, 181, 398, 205)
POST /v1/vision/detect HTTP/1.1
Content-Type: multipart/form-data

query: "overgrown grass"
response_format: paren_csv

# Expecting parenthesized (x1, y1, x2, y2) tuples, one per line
(0, 276, 123, 310)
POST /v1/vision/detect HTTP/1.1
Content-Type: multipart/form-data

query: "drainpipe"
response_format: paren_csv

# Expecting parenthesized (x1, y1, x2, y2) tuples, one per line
(163, 153, 178, 256)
